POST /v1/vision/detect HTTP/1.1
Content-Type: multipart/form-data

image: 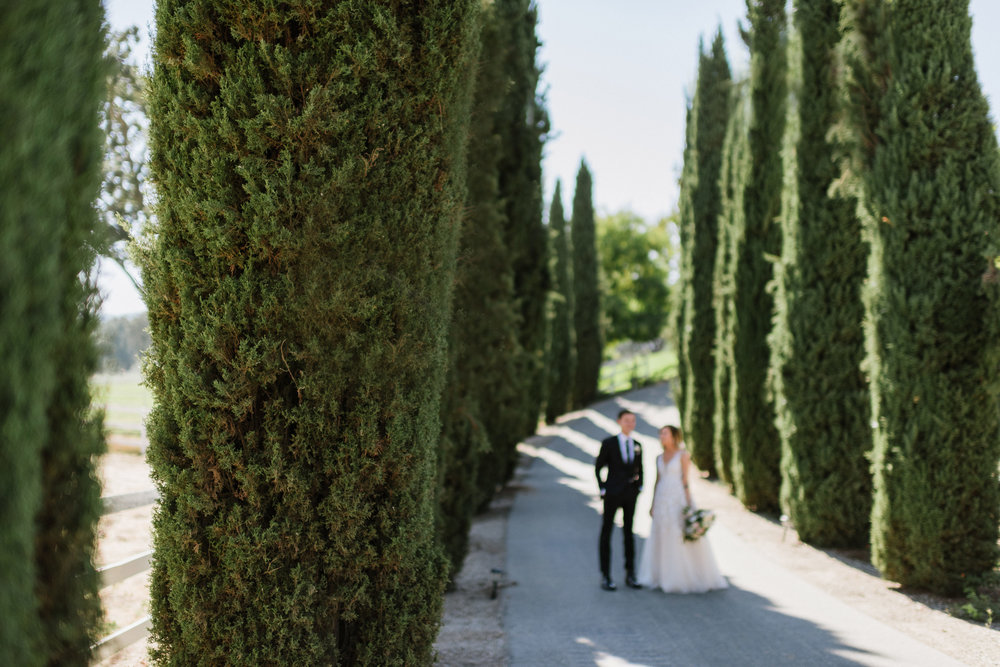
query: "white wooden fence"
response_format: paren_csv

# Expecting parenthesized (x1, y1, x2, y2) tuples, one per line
(93, 489, 157, 662)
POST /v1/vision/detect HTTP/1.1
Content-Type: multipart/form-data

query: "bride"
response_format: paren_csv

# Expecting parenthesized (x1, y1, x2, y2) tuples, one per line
(637, 425, 727, 593)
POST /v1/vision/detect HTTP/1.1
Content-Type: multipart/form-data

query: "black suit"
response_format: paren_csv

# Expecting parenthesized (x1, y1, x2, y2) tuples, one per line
(596, 433, 643, 578)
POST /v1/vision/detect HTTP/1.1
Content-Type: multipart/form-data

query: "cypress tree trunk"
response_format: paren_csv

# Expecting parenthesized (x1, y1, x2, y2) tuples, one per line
(438, 2, 523, 570)
(496, 0, 549, 438)
(546, 181, 575, 423)
(572, 160, 603, 407)
(841, 0, 1000, 593)
(713, 81, 750, 489)
(769, 0, 871, 547)
(680, 31, 732, 477)
(144, 2, 478, 662)
(729, 0, 786, 511)
(0, 2, 105, 664)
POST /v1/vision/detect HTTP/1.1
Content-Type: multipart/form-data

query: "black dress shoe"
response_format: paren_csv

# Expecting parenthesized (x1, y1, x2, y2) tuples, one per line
(601, 576, 617, 591)
(625, 574, 642, 589)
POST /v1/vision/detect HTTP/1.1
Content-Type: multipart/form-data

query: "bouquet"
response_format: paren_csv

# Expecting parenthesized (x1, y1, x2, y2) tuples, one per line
(682, 506, 716, 542)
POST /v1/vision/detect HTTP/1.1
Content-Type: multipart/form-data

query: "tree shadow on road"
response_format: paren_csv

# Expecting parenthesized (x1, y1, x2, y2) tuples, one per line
(504, 391, 914, 667)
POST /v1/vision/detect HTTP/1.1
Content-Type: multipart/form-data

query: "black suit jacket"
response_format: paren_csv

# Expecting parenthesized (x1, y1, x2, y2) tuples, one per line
(595, 434, 643, 497)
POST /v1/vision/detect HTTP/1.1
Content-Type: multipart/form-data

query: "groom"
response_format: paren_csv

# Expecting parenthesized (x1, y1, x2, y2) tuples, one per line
(595, 409, 643, 590)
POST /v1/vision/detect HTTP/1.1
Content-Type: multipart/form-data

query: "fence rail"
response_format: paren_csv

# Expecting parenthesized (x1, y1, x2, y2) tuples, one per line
(93, 490, 157, 663)
(94, 616, 153, 663)
(101, 489, 157, 515)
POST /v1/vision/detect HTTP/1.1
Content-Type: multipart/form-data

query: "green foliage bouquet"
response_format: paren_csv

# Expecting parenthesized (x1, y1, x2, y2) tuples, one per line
(683, 506, 716, 542)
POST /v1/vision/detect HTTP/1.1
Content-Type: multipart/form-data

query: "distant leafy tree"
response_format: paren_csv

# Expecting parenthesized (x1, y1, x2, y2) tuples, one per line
(678, 30, 731, 476)
(840, 0, 1000, 594)
(598, 211, 672, 344)
(0, 0, 105, 663)
(99, 26, 149, 290)
(97, 313, 152, 372)
(546, 180, 575, 423)
(572, 160, 603, 407)
(143, 2, 479, 662)
(769, 0, 871, 547)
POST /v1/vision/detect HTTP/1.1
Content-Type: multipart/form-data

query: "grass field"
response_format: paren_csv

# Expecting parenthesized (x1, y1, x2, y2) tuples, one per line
(91, 372, 153, 439)
(599, 345, 677, 396)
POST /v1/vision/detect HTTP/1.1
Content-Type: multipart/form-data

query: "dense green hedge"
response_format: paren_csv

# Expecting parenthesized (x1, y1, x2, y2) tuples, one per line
(678, 31, 731, 477)
(546, 181, 575, 423)
(496, 0, 550, 438)
(841, 0, 1000, 594)
(769, 0, 871, 547)
(728, 0, 786, 512)
(438, 1, 526, 571)
(0, 2, 105, 664)
(144, 2, 478, 662)
(572, 160, 603, 408)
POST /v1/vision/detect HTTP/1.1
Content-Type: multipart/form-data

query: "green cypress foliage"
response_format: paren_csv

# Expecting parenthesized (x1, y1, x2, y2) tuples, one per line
(572, 160, 603, 408)
(840, 0, 1000, 593)
(546, 180, 575, 423)
(679, 31, 732, 477)
(728, 0, 787, 512)
(769, 0, 871, 547)
(143, 2, 478, 662)
(438, 1, 523, 571)
(713, 80, 749, 489)
(675, 103, 695, 434)
(496, 0, 550, 436)
(0, 2, 105, 664)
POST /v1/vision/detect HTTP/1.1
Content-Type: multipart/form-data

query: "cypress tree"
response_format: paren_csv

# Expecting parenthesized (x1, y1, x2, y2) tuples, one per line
(713, 80, 750, 489)
(0, 2, 105, 664)
(572, 160, 603, 407)
(679, 31, 732, 476)
(438, 1, 523, 571)
(729, 0, 787, 512)
(769, 0, 871, 547)
(840, 0, 1000, 593)
(546, 180, 575, 423)
(143, 2, 479, 662)
(675, 103, 695, 434)
(496, 0, 550, 437)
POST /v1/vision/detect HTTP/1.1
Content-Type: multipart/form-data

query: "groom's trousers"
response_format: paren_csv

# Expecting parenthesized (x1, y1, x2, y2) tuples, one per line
(599, 491, 637, 577)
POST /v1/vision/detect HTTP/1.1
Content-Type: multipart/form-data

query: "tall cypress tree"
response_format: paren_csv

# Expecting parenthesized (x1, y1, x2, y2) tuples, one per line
(0, 2, 105, 664)
(713, 80, 749, 489)
(679, 31, 731, 476)
(728, 0, 787, 512)
(675, 103, 695, 437)
(438, 1, 523, 571)
(496, 0, 550, 437)
(546, 180, 575, 423)
(572, 160, 603, 408)
(769, 0, 871, 547)
(143, 2, 478, 662)
(840, 0, 1000, 593)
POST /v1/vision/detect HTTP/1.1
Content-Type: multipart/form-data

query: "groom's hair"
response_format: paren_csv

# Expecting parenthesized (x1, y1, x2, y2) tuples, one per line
(617, 409, 634, 420)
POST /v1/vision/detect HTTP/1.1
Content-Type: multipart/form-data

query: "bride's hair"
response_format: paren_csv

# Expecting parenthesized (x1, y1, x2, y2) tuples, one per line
(660, 424, 683, 443)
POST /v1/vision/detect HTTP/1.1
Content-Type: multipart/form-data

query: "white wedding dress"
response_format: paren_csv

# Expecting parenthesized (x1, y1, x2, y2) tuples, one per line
(637, 452, 727, 593)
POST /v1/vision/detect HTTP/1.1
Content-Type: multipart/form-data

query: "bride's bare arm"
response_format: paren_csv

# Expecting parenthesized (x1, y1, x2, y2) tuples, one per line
(649, 456, 662, 516)
(681, 451, 693, 506)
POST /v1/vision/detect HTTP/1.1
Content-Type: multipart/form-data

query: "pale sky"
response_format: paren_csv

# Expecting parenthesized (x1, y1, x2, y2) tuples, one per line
(99, 0, 1000, 316)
